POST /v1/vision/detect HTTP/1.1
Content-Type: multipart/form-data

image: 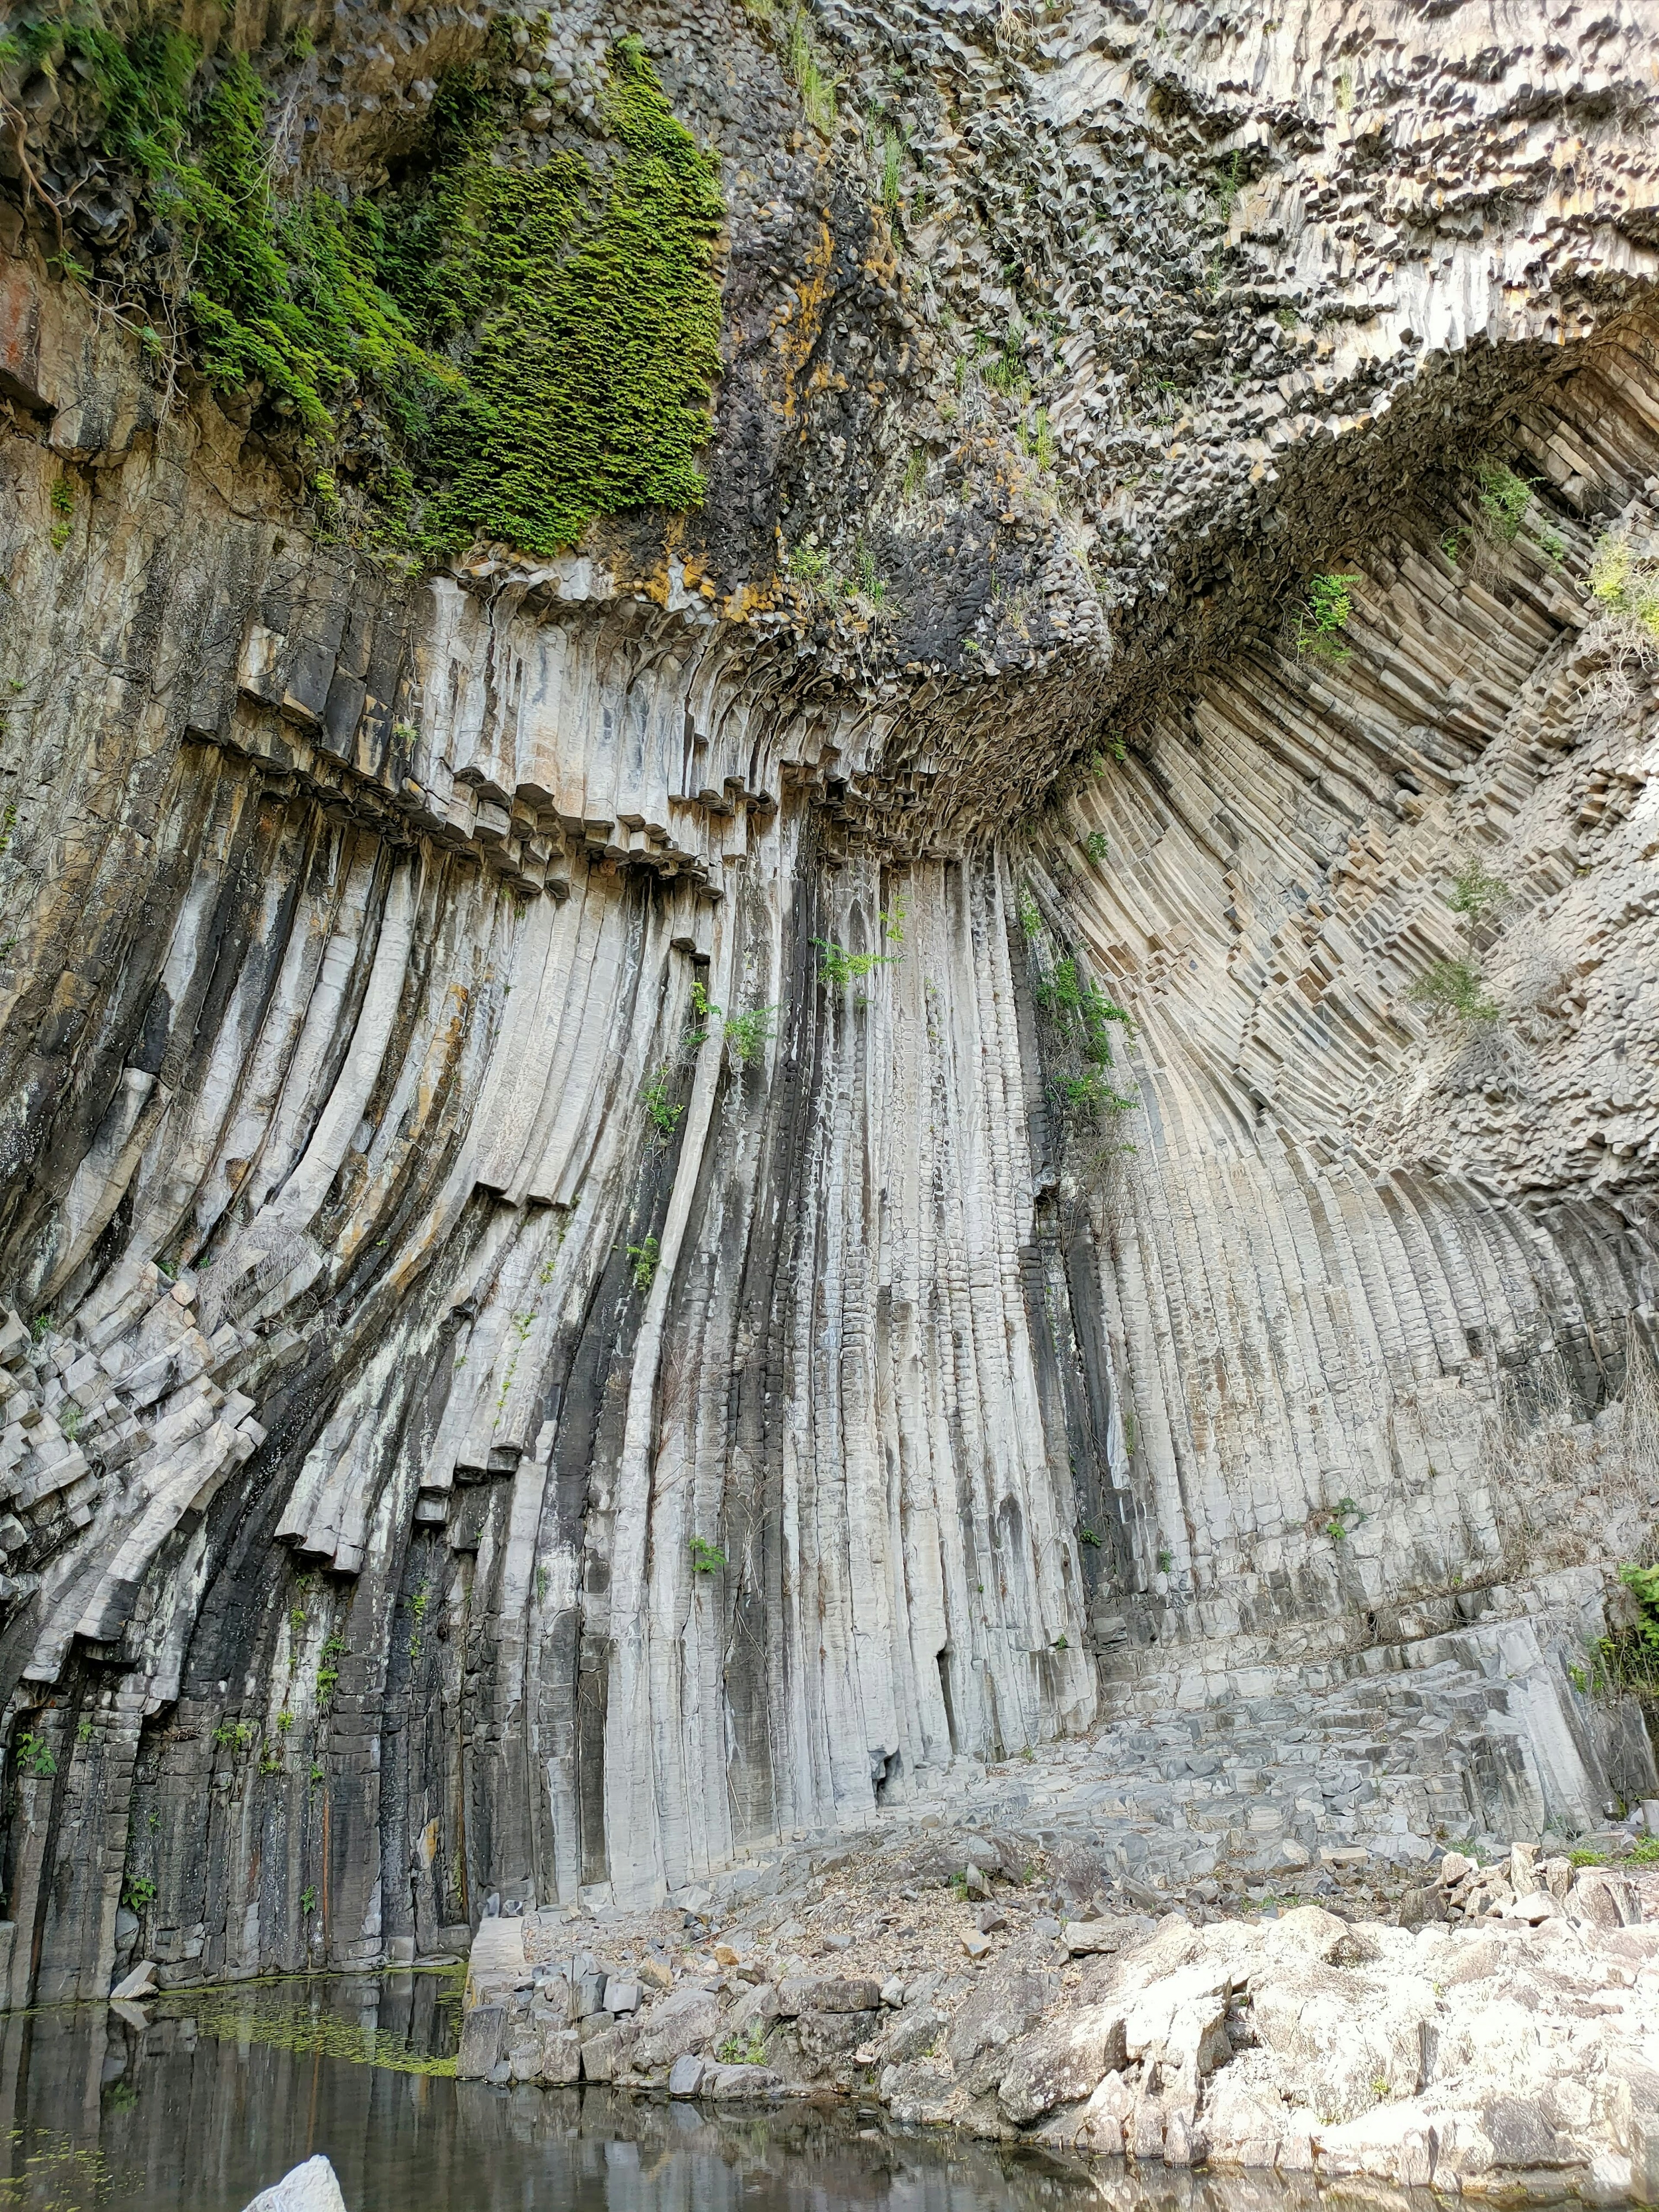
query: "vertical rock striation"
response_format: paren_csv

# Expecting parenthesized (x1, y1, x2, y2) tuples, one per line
(0, 0, 1656, 2005)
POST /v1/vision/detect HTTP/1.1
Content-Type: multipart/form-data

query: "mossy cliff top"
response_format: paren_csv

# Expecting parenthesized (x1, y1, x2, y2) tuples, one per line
(0, 8, 724, 565)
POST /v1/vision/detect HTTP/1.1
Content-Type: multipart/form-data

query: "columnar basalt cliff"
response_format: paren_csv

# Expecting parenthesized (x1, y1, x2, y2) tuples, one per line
(1, 0, 1657, 2015)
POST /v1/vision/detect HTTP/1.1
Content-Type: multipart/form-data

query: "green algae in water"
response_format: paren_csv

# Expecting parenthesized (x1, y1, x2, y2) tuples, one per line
(159, 1970, 464, 2079)
(0, 2126, 117, 2205)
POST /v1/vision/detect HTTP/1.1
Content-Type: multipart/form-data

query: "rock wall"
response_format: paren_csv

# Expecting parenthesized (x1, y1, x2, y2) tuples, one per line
(1, 0, 1657, 2005)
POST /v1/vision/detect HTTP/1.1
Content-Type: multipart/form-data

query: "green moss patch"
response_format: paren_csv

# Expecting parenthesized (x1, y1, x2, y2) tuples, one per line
(3, 16, 724, 562)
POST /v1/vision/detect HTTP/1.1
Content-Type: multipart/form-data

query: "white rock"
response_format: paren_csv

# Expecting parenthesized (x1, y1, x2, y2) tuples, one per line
(242, 2157, 347, 2212)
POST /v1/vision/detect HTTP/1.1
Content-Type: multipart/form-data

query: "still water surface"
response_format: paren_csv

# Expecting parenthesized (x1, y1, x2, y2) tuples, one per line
(0, 1969, 1343, 2212)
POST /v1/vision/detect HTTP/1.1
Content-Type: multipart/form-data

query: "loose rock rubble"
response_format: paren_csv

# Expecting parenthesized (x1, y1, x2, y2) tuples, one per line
(458, 1807, 1659, 2198)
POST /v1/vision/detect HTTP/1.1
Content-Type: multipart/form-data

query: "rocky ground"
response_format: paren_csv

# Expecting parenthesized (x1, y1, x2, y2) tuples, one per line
(455, 1737, 1659, 2203)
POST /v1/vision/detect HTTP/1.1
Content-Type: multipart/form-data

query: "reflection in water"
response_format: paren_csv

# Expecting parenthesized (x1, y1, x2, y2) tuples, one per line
(0, 1972, 1425, 2212)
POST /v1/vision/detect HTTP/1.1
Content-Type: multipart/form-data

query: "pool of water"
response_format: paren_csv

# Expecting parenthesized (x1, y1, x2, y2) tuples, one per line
(0, 1970, 1374, 2212)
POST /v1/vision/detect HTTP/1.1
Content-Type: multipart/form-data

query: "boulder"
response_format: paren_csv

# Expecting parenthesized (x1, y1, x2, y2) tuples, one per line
(884, 2059, 960, 2126)
(945, 1962, 1054, 2069)
(1397, 1884, 1447, 1930)
(465, 1916, 525, 2006)
(1063, 1917, 1133, 1955)
(878, 2005, 948, 2066)
(1204, 2064, 1292, 2169)
(110, 1960, 158, 2001)
(1315, 2101, 1441, 2186)
(633, 1986, 719, 2069)
(998, 2002, 1128, 2123)
(242, 2157, 347, 2212)
(1250, 1962, 1436, 2125)
(455, 2002, 505, 2080)
(707, 2063, 781, 2099)
(797, 2007, 881, 2063)
(579, 2026, 619, 2082)
(1570, 1872, 1642, 1929)
(667, 2054, 705, 2097)
(1122, 1961, 1233, 2072)
(1071, 2069, 1135, 2154)
(538, 2026, 582, 2084)
(775, 1975, 882, 2016)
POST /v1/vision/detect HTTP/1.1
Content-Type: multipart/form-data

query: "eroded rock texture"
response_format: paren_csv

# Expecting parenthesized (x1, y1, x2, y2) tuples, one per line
(0, 0, 1657, 2008)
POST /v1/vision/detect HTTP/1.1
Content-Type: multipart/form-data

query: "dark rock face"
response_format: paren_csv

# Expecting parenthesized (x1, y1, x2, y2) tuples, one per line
(1, 0, 1658, 2015)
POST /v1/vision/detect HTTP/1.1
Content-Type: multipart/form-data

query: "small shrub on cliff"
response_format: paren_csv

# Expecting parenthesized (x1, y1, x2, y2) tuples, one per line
(627, 1236, 660, 1293)
(689, 1536, 726, 1574)
(683, 977, 779, 1066)
(814, 902, 905, 989)
(14, 1731, 55, 1778)
(1449, 858, 1512, 929)
(641, 1067, 684, 1138)
(1476, 461, 1537, 544)
(48, 477, 74, 550)
(1588, 535, 1659, 647)
(1411, 958, 1501, 1027)
(1295, 572, 1359, 663)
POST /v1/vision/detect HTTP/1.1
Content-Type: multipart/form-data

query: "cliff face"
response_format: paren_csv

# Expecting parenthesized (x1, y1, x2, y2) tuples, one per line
(1, 0, 1657, 2005)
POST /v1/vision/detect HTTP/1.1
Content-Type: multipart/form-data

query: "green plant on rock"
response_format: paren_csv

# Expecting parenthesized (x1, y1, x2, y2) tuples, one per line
(689, 1535, 726, 1575)
(213, 1718, 257, 1754)
(724, 1005, 779, 1064)
(1619, 1562, 1659, 1652)
(627, 1235, 661, 1293)
(814, 902, 905, 989)
(784, 6, 837, 135)
(122, 1875, 157, 1912)
(1034, 958, 1134, 1059)
(787, 543, 830, 584)
(1053, 1070, 1137, 1115)
(1410, 957, 1501, 1028)
(1588, 535, 1659, 643)
(1213, 148, 1243, 223)
(716, 2022, 769, 2065)
(853, 537, 889, 609)
(301, 1885, 318, 1915)
(1476, 461, 1536, 544)
(684, 976, 779, 1066)
(878, 127, 903, 215)
(1630, 1837, 1659, 1866)
(48, 477, 74, 550)
(1295, 572, 1358, 662)
(1082, 830, 1110, 865)
(15, 1730, 55, 1777)
(315, 1632, 349, 1712)
(641, 1066, 684, 1138)
(1449, 858, 1512, 929)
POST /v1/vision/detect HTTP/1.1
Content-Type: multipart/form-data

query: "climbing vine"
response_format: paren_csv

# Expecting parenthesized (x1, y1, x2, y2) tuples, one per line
(0, 16, 725, 562)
